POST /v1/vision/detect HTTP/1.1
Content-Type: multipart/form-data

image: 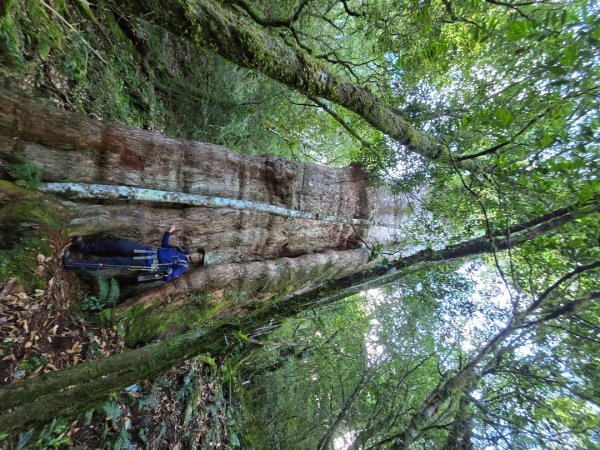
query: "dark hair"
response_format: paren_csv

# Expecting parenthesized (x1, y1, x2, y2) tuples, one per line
(195, 248, 206, 266)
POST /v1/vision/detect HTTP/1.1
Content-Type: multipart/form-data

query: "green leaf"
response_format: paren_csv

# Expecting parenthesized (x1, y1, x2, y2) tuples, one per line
(536, 132, 555, 149)
(560, 46, 579, 66)
(7, 159, 42, 189)
(16, 429, 34, 450)
(507, 21, 528, 41)
(97, 277, 109, 302)
(184, 404, 193, 424)
(493, 108, 513, 128)
(198, 354, 218, 371)
(102, 401, 122, 421)
(99, 309, 113, 323)
(138, 395, 159, 410)
(138, 428, 148, 443)
(113, 427, 130, 450)
(545, 11, 558, 27)
(548, 65, 568, 77)
(230, 431, 241, 447)
(559, 10, 568, 26)
(108, 278, 120, 305)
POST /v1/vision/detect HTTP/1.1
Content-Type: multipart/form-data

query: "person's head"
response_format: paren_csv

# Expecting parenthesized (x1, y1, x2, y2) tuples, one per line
(188, 249, 206, 266)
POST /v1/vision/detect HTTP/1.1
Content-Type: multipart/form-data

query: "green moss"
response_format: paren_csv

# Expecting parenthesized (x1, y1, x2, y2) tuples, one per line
(124, 303, 200, 345)
(0, 0, 69, 75)
(0, 0, 24, 66)
(0, 179, 32, 196)
(0, 181, 65, 228)
(0, 181, 64, 287)
(0, 183, 56, 222)
(123, 289, 249, 345)
(194, 295, 231, 321)
(124, 310, 169, 345)
(0, 226, 52, 289)
(25, 0, 64, 58)
(2, 201, 61, 227)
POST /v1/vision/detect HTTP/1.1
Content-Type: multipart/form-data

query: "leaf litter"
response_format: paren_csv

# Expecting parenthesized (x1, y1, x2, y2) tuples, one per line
(0, 233, 232, 448)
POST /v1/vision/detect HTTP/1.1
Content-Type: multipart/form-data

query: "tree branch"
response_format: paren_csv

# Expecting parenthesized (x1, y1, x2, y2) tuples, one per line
(231, 0, 309, 28)
(385, 261, 599, 449)
(339, 0, 363, 17)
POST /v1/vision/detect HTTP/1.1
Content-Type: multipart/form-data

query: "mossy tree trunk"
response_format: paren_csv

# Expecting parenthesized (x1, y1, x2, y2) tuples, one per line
(105, 0, 481, 172)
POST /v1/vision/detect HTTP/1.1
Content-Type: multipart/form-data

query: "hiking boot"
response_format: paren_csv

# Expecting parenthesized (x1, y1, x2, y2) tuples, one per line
(63, 250, 72, 267)
(70, 236, 83, 251)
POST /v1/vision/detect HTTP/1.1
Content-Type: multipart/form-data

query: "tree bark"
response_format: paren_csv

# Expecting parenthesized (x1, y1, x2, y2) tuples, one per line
(104, 0, 482, 171)
(0, 87, 411, 264)
(443, 394, 474, 450)
(116, 247, 370, 315)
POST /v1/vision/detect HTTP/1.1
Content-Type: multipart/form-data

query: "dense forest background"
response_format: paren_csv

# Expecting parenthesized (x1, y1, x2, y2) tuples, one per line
(0, 0, 598, 449)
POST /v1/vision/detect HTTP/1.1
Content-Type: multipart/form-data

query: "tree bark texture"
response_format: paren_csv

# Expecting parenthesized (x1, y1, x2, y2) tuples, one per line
(106, 0, 481, 172)
(0, 88, 412, 265)
(117, 247, 370, 315)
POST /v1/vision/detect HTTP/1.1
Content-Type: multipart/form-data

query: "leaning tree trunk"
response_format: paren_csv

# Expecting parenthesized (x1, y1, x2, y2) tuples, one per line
(0, 247, 372, 434)
(0, 87, 412, 266)
(105, 0, 481, 172)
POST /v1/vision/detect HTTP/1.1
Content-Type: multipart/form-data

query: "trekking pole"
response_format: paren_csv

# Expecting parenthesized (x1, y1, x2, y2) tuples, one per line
(63, 261, 154, 271)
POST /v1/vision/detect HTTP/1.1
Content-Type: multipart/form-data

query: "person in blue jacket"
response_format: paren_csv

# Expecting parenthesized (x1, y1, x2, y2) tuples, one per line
(63, 225, 205, 281)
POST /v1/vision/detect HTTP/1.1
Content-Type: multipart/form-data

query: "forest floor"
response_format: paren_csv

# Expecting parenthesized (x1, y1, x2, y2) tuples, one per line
(0, 232, 233, 449)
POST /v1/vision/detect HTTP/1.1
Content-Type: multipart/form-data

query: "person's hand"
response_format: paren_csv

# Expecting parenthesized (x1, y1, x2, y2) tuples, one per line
(169, 224, 177, 233)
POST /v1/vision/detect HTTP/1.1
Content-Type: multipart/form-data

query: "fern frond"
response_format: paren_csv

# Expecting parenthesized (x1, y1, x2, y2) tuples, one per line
(8, 159, 41, 189)
(97, 277, 109, 302)
(108, 277, 120, 305)
(101, 401, 121, 421)
(114, 426, 130, 450)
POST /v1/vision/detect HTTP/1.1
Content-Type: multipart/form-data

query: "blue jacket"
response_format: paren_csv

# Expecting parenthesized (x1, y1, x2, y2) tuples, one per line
(157, 232, 189, 281)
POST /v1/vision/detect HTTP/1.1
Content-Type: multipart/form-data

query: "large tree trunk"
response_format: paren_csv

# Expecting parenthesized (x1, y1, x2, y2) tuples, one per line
(116, 247, 370, 315)
(0, 87, 411, 265)
(0, 86, 411, 343)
